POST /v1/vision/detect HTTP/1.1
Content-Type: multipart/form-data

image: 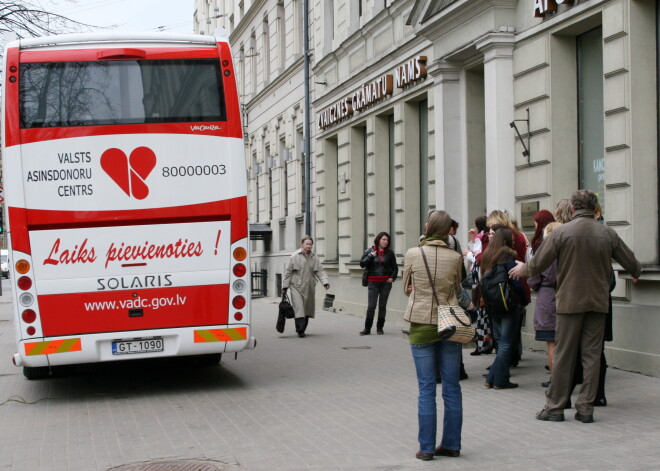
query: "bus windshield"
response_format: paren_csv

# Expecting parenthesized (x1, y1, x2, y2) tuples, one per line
(20, 59, 227, 128)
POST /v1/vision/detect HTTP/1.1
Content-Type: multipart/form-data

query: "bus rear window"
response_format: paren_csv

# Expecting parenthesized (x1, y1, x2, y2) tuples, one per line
(19, 59, 227, 128)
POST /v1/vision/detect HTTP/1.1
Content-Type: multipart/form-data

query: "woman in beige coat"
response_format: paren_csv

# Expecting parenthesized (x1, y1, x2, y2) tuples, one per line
(403, 210, 463, 461)
(282, 236, 330, 338)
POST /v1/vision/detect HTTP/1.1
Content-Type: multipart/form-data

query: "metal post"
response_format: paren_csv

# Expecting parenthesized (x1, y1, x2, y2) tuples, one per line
(303, 0, 311, 236)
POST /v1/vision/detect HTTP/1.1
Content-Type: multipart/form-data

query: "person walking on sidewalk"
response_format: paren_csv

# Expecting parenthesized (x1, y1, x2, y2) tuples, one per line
(359, 232, 398, 335)
(282, 236, 330, 338)
(509, 190, 641, 423)
(402, 210, 463, 461)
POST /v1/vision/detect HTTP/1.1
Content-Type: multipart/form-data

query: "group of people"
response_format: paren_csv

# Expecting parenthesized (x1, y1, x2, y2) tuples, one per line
(278, 190, 642, 462)
(404, 190, 641, 461)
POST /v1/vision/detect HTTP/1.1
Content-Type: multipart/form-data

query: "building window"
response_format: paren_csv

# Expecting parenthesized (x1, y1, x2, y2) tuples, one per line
(294, 0, 304, 55)
(280, 137, 288, 217)
(323, 0, 334, 53)
(250, 32, 257, 95)
(262, 17, 270, 83)
(577, 27, 604, 210)
(277, 1, 286, 70)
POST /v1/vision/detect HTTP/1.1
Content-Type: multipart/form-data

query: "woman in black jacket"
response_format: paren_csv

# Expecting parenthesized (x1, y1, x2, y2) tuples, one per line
(359, 232, 398, 335)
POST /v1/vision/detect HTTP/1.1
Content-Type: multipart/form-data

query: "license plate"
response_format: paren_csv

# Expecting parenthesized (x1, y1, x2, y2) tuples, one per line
(112, 338, 164, 355)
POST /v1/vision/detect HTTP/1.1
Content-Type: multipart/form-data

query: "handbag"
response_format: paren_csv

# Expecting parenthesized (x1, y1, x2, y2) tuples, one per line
(419, 247, 476, 344)
(276, 292, 294, 333)
(279, 292, 295, 319)
(362, 270, 369, 287)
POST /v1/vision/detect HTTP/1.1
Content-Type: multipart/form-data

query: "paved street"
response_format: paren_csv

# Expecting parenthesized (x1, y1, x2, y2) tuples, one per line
(0, 288, 659, 471)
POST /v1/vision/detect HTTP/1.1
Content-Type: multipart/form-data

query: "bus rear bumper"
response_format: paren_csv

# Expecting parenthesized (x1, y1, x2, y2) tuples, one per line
(14, 325, 254, 368)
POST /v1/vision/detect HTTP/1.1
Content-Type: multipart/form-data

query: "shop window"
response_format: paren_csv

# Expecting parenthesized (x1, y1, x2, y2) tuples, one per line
(577, 27, 605, 210)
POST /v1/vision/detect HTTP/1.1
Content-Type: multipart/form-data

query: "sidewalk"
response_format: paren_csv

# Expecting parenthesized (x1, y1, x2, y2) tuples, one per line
(0, 294, 658, 470)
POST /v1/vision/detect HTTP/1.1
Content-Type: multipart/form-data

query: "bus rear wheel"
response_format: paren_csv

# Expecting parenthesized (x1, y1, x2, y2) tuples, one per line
(23, 366, 50, 380)
(198, 353, 222, 366)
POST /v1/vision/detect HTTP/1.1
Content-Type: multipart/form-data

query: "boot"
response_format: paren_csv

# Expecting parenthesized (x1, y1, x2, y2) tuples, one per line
(376, 317, 385, 335)
(361, 315, 374, 336)
(295, 317, 307, 337)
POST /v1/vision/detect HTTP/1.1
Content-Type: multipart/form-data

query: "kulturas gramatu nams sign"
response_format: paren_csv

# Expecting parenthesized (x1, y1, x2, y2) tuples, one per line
(318, 56, 427, 130)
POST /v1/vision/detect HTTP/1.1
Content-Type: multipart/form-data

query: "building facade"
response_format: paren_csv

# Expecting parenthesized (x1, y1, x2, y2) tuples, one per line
(199, 0, 660, 376)
(195, 0, 312, 295)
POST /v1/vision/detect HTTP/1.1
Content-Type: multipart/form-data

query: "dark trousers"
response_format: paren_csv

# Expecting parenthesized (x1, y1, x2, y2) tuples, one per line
(546, 312, 606, 416)
(295, 316, 309, 334)
(570, 341, 608, 402)
(364, 281, 393, 331)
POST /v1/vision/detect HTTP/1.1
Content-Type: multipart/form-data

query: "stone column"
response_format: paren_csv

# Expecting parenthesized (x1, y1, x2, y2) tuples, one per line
(429, 61, 462, 214)
(476, 32, 516, 213)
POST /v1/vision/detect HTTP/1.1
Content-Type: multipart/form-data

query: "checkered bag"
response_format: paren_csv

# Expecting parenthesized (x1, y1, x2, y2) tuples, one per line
(437, 305, 476, 344)
(419, 247, 476, 344)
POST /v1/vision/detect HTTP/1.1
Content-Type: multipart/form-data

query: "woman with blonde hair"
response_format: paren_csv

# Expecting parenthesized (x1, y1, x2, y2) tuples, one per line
(554, 199, 572, 224)
(403, 210, 464, 461)
(486, 210, 531, 366)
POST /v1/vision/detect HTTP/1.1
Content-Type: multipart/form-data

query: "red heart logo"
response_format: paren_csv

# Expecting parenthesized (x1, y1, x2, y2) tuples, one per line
(101, 147, 156, 200)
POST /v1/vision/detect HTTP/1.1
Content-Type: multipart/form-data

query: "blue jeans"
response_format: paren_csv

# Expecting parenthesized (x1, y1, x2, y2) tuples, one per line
(487, 308, 520, 387)
(411, 340, 463, 453)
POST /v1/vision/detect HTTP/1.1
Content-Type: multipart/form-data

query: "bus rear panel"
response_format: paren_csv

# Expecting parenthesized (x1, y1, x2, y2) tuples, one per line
(1, 33, 253, 378)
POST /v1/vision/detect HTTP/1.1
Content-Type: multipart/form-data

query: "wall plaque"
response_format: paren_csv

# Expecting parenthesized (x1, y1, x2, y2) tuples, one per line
(521, 201, 540, 230)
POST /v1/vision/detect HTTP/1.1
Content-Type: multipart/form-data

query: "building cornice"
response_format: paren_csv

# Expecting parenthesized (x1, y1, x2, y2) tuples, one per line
(313, 36, 431, 108)
(229, 0, 268, 43)
(414, 0, 515, 43)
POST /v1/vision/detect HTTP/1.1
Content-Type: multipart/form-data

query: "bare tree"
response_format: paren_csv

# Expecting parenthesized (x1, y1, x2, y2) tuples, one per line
(0, 1, 92, 39)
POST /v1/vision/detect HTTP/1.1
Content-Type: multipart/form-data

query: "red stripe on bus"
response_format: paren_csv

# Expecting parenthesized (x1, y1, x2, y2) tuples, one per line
(17, 121, 242, 146)
(38, 284, 230, 337)
(4, 47, 20, 148)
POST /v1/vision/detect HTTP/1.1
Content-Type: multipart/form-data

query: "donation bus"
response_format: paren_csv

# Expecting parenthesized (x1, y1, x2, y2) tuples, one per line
(1, 32, 255, 379)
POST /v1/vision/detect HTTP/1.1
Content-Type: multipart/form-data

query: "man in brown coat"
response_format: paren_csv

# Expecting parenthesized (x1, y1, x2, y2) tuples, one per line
(509, 190, 641, 423)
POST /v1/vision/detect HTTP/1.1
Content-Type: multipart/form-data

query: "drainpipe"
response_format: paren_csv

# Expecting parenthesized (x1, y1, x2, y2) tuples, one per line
(303, 0, 312, 236)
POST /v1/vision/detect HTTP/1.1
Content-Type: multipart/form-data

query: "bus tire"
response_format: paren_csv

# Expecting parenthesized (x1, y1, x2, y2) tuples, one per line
(198, 353, 222, 366)
(23, 366, 50, 380)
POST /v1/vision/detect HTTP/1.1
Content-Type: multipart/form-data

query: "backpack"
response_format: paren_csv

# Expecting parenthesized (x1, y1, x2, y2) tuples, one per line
(479, 263, 517, 315)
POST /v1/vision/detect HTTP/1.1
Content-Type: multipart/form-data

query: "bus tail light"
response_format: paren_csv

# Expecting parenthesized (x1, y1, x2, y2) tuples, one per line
(233, 247, 247, 261)
(17, 276, 32, 291)
(233, 279, 246, 293)
(16, 260, 30, 274)
(232, 296, 246, 309)
(19, 293, 34, 307)
(233, 263, 246, 277)
(21, 309, 36, 323)
(26, 326, 36, 336)
(234, 312, 243, 321)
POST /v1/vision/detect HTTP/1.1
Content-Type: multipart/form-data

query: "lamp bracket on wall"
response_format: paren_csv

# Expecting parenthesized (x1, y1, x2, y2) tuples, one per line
(509, 108, 531, 164)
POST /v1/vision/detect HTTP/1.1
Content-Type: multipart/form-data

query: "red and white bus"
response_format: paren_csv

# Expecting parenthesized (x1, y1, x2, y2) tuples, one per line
(1, 32, 255, 379)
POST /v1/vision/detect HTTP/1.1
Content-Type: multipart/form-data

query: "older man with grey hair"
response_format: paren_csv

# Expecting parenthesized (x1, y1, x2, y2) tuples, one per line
(509, 190, 641, 423)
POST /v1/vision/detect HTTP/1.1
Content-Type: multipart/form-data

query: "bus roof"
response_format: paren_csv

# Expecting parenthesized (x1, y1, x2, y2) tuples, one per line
(11, 31, 227, 50)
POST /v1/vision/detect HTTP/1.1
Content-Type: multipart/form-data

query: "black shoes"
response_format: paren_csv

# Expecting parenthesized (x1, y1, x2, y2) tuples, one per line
(575, 412, 594, 423)
(542, 381, 551, 388)
(415, 452, 434, 461)
(297, 332, 306, 338)
(536, 407, 565, 422)
(359, 330, 370, 336)
(493, 382, 518, 390)
(377, 329, 384, 335)
(435, 446, 460, 457)
(594, 397, 607, 407)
